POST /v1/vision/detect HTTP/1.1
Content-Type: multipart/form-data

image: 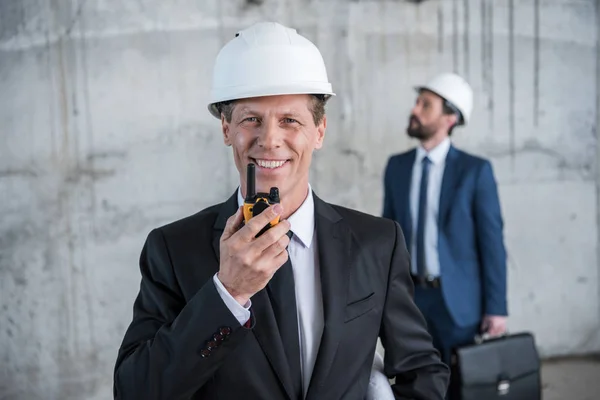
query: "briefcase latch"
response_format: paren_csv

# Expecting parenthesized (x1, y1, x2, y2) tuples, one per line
(497, 380, 510, 396)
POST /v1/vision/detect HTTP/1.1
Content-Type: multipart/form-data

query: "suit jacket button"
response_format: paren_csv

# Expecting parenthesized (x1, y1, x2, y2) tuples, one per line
(207, 341, 217, 350)
(220, 327, 232, 336)
(213, 333, 224, 343)
(200, 349, 211, 358)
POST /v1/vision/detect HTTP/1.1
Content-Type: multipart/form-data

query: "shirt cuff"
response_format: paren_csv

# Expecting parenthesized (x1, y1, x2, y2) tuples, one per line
(212, 273, 251, 326)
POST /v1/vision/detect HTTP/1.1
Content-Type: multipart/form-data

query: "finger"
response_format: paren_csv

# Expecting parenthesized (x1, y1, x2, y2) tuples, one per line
(260, 232, 291, 259)
(480, 319, 490, 334)
(239, 204, 284, 241)
(221, 207, 244, 241)
(269, 247, 290, 275)
(253, 219, 291, 252)
(489, 321, 504, 336)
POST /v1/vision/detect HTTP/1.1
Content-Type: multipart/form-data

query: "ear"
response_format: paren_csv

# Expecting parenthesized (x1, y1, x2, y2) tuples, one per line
(444, 113, 458, 131)
(222, 115, 232, 146)
(314, 115, 327, 150)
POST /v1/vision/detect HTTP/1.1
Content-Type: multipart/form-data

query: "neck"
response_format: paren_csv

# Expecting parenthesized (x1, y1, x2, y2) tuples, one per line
(279, 184, 309, 220)
(420, 133, 448, 152)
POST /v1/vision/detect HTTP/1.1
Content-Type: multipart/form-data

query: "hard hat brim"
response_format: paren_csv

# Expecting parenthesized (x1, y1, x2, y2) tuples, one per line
(208, 83, 335, 119)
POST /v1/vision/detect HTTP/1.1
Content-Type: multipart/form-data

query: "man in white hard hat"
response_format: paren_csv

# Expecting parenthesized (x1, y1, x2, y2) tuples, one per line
(114, 22, 448, 399)
(382, 73, 508, 374)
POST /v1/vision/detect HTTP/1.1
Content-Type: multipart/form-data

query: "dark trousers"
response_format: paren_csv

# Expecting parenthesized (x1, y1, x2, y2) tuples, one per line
(414, 286, 479, 400)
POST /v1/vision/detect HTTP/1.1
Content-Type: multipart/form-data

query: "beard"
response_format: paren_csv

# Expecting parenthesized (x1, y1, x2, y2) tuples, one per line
(406, 115, 437, 140)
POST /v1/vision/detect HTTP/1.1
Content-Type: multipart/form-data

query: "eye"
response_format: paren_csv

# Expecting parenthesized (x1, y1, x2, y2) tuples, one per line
(282, 118, 298, 124)
(244, 117, 259, 123)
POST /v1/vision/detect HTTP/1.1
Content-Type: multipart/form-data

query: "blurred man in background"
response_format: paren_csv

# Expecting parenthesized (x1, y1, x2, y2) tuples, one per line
(113, 22, 448, 399)
(382, 73, 508, 368)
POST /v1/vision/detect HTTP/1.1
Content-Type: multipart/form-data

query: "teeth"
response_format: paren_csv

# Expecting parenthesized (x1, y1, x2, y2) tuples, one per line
(256, 159, 286, 169)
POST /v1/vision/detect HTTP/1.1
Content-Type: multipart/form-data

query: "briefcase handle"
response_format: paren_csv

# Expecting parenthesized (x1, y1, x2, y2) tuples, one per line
(474, 331, 509, 345)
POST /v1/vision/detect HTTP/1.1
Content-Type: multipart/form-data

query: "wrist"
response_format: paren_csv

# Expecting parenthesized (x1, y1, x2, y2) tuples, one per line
(217, 273, 250, 306)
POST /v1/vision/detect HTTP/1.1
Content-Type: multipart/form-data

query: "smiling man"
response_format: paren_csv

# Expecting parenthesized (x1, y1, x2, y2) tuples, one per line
(113, 22, 448, 400)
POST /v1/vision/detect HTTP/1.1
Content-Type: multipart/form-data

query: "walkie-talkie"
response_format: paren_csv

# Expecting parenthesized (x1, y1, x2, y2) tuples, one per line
(243, 163, 281, 237)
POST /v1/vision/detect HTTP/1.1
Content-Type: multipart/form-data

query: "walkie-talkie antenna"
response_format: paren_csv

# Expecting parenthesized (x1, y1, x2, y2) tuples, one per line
(245, 163, 256, 201)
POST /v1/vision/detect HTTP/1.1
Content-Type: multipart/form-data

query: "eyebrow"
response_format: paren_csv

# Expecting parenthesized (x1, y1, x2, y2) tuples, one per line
(237, 108, 304, 119)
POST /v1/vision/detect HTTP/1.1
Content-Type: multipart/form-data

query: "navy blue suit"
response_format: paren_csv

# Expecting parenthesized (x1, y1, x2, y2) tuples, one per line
(382, 145, 507, 363)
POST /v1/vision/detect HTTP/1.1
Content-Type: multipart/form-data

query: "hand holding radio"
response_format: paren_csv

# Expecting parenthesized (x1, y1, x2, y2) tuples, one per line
(217, 163, 290, 305)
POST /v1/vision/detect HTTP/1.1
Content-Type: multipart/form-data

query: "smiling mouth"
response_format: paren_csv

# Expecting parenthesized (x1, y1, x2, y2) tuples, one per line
(251, 158, 289, 169)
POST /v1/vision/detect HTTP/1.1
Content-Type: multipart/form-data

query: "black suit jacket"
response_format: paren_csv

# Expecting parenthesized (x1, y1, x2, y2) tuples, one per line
(113, 191, 449, 399)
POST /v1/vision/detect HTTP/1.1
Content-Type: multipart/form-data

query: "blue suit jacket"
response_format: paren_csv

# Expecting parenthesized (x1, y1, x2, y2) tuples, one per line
(382, 145, 508, 327)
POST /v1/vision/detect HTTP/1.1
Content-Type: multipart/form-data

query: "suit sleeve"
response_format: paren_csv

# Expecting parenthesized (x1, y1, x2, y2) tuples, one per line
(379, 221, 449, 400)
(113, 228, 252, 400)
(474, 161, 508, 316)
(382, 157, 395, 219)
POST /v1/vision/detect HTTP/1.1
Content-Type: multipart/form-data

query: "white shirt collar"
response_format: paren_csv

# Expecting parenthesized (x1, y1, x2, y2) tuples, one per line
(236, 184, 315, 249)
(416, 137, 451, 165)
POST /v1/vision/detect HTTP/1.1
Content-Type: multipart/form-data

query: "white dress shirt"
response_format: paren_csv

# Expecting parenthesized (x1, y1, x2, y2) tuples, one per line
(409, 137, 451, 277)
(213, 185, 324, 397)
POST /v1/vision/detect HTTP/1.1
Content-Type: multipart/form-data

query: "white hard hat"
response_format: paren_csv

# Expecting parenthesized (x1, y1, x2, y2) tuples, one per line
(415, 73, 473, 125)
(207, 22, 335, 119)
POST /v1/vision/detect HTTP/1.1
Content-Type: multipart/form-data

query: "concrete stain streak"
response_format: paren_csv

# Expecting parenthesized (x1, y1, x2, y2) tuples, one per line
(0, 168, 38, 178)
(78, 7, 98, 355)
(534, 0, 540, 127)
(452, 0, 459, 73)
(86, 151, 127, 161)
(437, 2, 444, 54)
(49, 0, 81, 365)
(596, 0, 600, 333)
(481, 0, 487, 110)
(45, 4, 58, 163)
(64, 0, 87, 37)
(508, 0, 516, 166)
(65, 167, 116, 183)
(215, 0, 233, 198)
(463, 0, 470, 81)
(487, 139, 593, 178)
(487, 0, 494, 128)
(56, 37, 70, 167)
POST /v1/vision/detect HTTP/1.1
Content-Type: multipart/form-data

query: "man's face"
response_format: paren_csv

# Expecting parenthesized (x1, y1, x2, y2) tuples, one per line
(406, 90, 450, 140)
(221, 94, 326, 204)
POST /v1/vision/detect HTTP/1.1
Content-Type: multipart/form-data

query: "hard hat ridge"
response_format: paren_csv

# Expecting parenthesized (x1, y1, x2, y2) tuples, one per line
(207, 21, 335, 119)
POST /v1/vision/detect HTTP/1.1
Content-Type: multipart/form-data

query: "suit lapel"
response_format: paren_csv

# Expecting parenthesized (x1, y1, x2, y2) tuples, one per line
(305, 194, 352, 399)
(396, 150, 416, 246)
(439, 146, 463, 226)
(212, 193, 296, 400)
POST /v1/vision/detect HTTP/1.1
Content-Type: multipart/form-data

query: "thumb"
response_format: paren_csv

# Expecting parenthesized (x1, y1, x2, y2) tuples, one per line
(222, 207, 243, 241)
(480, 318, 490, 333)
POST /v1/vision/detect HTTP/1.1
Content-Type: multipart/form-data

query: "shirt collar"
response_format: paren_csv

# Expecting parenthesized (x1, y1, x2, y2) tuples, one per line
(416, 137, 451, 165)
(236, 184, 315, 249)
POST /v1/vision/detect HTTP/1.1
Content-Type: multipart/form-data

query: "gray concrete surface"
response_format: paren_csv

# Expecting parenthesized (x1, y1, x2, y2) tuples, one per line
(542, 356, 600, 400)
(0, 0, 599, 398)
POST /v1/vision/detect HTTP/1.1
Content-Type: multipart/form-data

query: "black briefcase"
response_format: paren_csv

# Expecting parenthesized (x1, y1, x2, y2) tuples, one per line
(449, 332, 541, 400)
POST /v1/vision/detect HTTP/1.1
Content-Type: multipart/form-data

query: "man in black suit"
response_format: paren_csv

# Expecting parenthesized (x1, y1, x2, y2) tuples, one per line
(113, 22, 448, 399)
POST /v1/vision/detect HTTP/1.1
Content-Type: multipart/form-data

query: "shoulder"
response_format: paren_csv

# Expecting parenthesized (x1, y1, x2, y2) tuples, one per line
(386, 148, 416, 166)
(329, 203, 401, 243)
(452, 147, 493, 170)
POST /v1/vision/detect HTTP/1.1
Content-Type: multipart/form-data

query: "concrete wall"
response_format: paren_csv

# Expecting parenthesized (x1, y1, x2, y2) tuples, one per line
(1, 0, 598, 398)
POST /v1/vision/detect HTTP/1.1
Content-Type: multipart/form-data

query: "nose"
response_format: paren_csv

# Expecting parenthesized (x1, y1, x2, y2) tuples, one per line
(257, 118, 283, 149)
(410, 103, 420, 117)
